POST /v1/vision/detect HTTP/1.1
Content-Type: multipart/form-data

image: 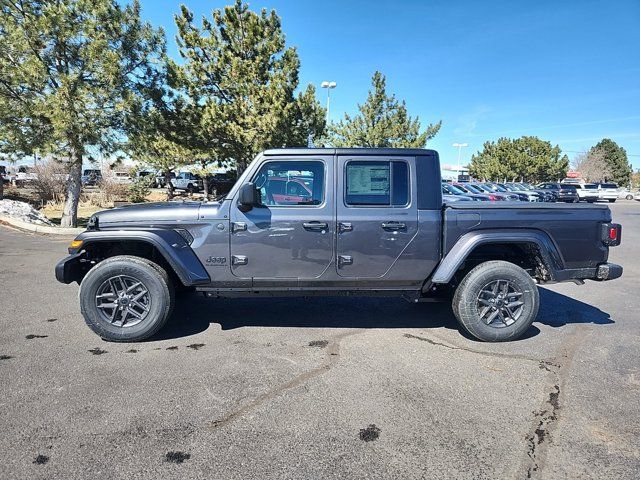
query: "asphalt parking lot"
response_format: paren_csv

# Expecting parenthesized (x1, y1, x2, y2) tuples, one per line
(1, 201, 639, 479)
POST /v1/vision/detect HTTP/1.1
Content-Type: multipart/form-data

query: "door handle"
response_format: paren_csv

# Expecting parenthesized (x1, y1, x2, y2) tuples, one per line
(338, 222, 353, 233)
(303, 221, 328, 231)
(381, 221, 406, 231)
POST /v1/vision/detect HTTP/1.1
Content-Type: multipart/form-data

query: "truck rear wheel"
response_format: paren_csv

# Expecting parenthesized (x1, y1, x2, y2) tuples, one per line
(452, 261, 539, 342)
(79, 256, 174, 342)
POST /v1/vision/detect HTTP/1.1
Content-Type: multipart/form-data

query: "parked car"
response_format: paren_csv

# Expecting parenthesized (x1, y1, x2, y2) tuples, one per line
(112, 171, 132, 184)
(470, 183, 521, 201)
(155, 171, 176, 188)
(442, 182, 490, 201)
(596, 183, 619, 203)
(207, 172, 237, 196)
(573, 183, 599, 203)
(453, 182, 506, 201)
(81, 169, 103, 187)
(15, 166, 38, 186)
(56, 147, 623, 343)
(488, 182, 540, 202)
(171, 171, 204, 193)
(511, 183, 555, 202)
(537, 183, 580, 203)
(618, 189, 636, 200)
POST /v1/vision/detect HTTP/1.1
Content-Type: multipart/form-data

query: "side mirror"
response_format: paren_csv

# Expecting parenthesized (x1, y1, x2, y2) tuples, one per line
(238, 182, 258, 212)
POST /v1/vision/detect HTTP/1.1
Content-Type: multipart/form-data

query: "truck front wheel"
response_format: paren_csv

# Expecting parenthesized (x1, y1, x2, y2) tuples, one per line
(452, 261, 539, 342)
(79, 256, 174, 342)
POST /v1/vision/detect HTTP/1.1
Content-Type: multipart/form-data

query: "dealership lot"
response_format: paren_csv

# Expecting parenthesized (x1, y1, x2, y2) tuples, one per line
(0, 202, 639, 479)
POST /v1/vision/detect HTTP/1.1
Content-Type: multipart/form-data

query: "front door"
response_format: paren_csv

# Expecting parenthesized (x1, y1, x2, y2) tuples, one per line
(336, 156, 418, 278)
(229, 156, 334, 283)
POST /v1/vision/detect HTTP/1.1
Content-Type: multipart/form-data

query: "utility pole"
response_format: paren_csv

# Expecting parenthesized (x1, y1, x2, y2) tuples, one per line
(321, 81, 337, 124)
(452, 143, 468, 178)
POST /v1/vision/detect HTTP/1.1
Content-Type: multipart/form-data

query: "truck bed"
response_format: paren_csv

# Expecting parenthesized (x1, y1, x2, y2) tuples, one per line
(443, 202, 611, 270)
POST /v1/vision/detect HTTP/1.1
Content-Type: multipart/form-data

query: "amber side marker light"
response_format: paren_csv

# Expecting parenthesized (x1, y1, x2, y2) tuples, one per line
(69, 239, 83, 250)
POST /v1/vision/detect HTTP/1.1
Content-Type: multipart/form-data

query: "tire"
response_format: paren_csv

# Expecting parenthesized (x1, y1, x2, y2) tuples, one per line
(587, 199, 596, 203)
(186, 183, 195, 194)
(608, 199, 616, 203)
(79, 255, 174, 342)
(452, 260, 539, 342)
(626, 195, 633, 200)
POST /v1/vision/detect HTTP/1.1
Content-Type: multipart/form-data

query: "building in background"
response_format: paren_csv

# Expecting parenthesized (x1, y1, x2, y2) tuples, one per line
(441, 163, 470, 182)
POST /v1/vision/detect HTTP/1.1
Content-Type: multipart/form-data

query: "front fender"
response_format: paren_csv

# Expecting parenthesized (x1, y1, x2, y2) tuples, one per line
(58, 229, 210, 286)
(430, 229, 564, 284)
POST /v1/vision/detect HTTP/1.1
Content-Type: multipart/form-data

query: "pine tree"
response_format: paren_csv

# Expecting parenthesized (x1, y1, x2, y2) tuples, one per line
(0, 0, 165, 226)
(171, 1, 325, 174)
(589, 139, 632, 186)
(329, 71, 441, 148)
(469, 137, 568, 182)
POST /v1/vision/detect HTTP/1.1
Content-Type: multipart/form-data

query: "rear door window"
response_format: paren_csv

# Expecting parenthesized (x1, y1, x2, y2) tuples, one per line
(345, 160, 409, 206)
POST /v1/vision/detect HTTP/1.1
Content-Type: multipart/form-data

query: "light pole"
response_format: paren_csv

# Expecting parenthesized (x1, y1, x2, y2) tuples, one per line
(452, 142, 468, 176)
(321, 81, 337, 124)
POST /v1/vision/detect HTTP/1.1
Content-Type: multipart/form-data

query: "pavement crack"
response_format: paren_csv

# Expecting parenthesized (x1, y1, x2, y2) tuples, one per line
(521, 326, 589, 479)
(403, 333, 546, 364)
(209, 329, 364, 431)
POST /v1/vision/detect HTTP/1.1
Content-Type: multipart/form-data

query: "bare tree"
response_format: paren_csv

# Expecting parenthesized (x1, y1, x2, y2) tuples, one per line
(572, 149, 613, 183)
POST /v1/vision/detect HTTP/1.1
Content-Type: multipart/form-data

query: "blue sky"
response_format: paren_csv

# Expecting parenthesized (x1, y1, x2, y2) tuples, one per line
(139, 0, 640, 169)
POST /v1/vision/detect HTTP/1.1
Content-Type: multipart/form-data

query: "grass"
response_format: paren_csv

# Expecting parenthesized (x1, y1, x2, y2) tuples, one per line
(40, 203, 104, 227)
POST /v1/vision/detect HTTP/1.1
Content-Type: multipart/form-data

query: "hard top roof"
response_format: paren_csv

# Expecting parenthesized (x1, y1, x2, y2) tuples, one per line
(262, 147, 437, 156)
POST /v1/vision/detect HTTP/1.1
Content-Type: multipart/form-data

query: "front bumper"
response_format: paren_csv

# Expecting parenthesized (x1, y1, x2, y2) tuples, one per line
(55, 252, 89, 284)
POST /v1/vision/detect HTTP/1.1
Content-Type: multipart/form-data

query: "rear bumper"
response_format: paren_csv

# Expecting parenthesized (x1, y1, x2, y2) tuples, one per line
(595, 262, 623, 281)
(553, 262, 623, 283)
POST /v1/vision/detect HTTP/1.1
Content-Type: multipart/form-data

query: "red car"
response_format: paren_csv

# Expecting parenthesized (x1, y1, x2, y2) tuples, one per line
(262, 176, 316, 205)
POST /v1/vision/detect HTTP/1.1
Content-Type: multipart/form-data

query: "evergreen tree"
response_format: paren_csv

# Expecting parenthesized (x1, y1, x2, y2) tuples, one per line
(328, 71, 441, 148)
(171, 1, 325, 174)
(589, 139, 631, 186)
(0, 0, 165, 226)
(469, 136, 568, 182)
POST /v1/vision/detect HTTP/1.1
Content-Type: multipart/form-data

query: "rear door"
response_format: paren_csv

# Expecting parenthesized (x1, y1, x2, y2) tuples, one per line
(335, 156, 417, 277)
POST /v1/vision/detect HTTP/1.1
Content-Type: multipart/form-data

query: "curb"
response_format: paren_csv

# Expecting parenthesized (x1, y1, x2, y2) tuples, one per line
(0, 214, 83, 235)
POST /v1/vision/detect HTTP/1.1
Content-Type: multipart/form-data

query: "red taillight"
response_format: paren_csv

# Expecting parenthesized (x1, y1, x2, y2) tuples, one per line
(609, 227, 617, 240)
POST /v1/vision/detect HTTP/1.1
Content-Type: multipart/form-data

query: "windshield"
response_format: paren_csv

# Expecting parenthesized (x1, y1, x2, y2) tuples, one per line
(472, 184, 492, 193)
(459, 184, 481, 194)
(584, 184, 597, 189)
(489, 183, 508, 192)
(522, 183, 536, 190)
(443, 184, 466, 195)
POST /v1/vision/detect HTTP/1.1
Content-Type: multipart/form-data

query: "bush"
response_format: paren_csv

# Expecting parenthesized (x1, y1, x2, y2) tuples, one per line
(95, 174, 129, 207)
(128, 175, 152, 203)
(31, 161, 68, 203)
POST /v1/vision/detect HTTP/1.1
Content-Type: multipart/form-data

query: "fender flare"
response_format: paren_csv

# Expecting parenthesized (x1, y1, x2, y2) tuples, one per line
(430, 229, 564, 284)
(68, 229, 210, 286)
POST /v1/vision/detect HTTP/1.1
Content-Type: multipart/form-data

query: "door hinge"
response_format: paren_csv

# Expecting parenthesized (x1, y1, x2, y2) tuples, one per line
(338, 222, 353, 233)
(338, 255, 353, 268)
(232, 255, 248, 266)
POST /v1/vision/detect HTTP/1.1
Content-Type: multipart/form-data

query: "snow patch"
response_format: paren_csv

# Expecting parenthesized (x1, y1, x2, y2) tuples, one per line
(0, 199, 55, 226)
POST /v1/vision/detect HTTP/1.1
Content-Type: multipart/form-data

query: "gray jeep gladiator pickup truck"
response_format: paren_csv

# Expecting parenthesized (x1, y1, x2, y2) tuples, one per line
(55, 148, 622, 342)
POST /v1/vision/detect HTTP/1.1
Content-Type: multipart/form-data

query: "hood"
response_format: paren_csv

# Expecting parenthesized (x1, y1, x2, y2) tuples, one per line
(91, 201, 204, 227)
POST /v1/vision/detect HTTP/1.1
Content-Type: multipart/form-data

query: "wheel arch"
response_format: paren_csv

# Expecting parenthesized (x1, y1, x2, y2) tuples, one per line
(430, 229, 564, 285)
(62, 229, 210, 286)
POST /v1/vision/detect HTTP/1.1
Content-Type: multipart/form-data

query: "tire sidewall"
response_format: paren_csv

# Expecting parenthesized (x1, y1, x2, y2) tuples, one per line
(80, 258, 171, 341)
(454, 261, 539, 342)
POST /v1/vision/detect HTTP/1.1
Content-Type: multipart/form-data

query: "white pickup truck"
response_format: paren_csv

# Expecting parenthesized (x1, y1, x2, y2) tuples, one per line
(171, 171, 203, 193)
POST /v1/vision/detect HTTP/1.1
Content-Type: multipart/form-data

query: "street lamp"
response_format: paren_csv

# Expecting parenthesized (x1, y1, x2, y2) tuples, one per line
(321, 81, 337, 124)
(452, 142, 468, 175)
